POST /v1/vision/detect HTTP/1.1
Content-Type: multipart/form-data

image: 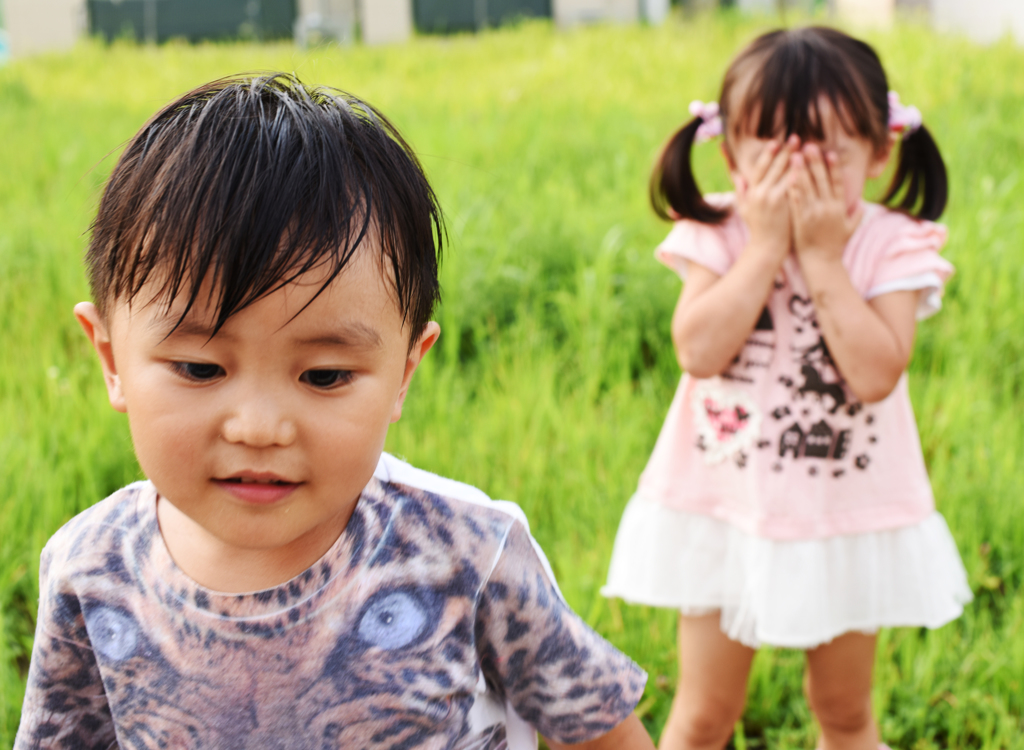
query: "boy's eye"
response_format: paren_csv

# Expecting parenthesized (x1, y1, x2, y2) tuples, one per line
(172, 362, 224, 382)
(301, 370, 354, 389)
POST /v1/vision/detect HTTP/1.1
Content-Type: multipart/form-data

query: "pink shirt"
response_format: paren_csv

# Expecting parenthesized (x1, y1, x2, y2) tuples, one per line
(638, 196, 953, 540)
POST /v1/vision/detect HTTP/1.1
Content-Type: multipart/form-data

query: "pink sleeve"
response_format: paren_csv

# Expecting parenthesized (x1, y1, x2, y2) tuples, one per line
(654, 195, 741, 278)
(866, 215, 953, 319)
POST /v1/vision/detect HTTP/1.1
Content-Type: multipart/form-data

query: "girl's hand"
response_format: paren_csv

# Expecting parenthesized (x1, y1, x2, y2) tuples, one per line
(732, 135, 799, 260)
(788, 143, 862, 264)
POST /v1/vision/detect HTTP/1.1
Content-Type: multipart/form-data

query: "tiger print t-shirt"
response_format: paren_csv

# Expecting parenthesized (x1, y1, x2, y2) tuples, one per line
(17, 454, 646, 750)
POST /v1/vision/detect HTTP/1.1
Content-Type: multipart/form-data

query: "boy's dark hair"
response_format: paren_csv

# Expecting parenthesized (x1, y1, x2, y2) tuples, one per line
(88, 73, 443, 340)
(651, 27, 948, 223)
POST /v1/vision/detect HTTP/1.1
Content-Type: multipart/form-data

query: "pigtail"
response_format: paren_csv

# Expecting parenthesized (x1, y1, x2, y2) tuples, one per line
(882, 124, 948, 221)
(650, 117, 730, 225)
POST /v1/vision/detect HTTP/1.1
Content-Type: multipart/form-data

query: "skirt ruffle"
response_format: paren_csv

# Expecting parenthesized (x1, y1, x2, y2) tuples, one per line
(602, 495, 972, 649)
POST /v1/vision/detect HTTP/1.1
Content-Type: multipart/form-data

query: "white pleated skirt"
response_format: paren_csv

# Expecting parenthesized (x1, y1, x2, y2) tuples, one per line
(602, 494, 973, 649)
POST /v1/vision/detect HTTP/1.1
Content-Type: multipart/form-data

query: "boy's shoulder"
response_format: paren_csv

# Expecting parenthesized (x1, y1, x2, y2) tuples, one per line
(369, 452, 562, 592)
(373, 452, 531, 530)
(40, 481, 152, 574)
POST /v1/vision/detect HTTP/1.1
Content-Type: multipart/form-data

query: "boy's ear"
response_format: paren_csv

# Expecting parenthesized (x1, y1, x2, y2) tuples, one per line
(390, 321, 441, 424)
(74, 302, 127, 413)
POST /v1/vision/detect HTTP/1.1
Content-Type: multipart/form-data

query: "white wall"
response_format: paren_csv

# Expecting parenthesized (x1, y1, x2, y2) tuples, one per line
(296, 0, 411, 46)
(932, 0, 1024, 44)
(835, 0, 894, 28)
(553, 0, 639, 26)
(733, 0, 815, 14)
(360, 0, 412, 45)
(5, 0, 85, 57)
(641, 0, 670, 23)
(833, 0, 1024, 41)
(295, 0, 358, 45)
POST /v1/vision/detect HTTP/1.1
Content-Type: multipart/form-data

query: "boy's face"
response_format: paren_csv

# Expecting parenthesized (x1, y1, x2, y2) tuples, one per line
(76, 246, 438, 591)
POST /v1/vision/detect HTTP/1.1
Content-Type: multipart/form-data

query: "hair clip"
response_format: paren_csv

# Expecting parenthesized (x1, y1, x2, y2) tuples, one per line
(689, 100, 723, 143)
(888, 91, 922, 137)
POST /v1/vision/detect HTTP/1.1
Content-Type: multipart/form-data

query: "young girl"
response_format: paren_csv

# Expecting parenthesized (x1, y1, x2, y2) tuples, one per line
(603, 27, 972, 750)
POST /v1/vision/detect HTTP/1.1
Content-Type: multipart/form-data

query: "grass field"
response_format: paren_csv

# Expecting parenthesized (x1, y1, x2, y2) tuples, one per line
(1, 12, 1023, 748)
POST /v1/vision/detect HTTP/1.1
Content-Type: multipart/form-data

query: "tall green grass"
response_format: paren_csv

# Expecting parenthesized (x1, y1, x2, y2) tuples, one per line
(1, 14, 1022, 748)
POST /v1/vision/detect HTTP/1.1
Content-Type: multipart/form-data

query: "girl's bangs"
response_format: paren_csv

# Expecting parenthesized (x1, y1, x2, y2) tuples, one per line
(725, 31, 882, 147)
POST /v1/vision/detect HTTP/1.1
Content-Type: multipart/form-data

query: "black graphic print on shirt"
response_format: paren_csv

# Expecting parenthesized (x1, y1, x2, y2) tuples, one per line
(720, 306, 775, 386)
(694, 289, 879, 478)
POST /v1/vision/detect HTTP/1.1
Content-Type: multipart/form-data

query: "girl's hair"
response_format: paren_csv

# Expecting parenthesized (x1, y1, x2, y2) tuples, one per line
(651, 27, 948, 223)
(88, 73, 443, 340)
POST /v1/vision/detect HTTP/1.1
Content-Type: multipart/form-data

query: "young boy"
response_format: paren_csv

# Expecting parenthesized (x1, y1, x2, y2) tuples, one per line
(16, 74, 653, 750)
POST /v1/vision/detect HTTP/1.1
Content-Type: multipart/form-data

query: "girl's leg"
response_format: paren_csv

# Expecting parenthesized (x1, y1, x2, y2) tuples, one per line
(659, 613, 755, 750)
(804, 632, 880, 750)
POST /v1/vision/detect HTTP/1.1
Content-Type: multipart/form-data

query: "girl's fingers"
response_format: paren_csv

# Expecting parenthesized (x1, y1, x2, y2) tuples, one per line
(751, 139, 782, 185)
(786, 179, 802, 212)
(732, 172, 748, 200)
(803, 143, 832, 199)
(827, 151, 845, 205)
(786, 159, 802, 200)
(763, 134, 798, 188)
(790, 151, 815, 200)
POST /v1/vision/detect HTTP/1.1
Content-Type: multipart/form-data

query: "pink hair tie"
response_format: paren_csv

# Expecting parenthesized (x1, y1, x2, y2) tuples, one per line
(689, 100, 722, 143)
(888, 91, 922, 137)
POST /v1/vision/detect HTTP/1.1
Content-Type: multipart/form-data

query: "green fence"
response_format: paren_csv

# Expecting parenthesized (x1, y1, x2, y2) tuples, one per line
(414, 0, 551, 33)
(87, 0, 296, 42)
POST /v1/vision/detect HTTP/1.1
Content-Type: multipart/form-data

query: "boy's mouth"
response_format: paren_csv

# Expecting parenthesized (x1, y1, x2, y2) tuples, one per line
(222, 477, 292, 485)
(215, 473, 301, 504)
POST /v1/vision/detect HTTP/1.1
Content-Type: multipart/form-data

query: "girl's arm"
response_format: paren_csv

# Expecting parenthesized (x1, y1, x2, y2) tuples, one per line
(788, 144, 919, 402)
(797, 262, 918, 402)
(672, 136, 798, 377)
(671, 253, 781, 377)
(545, 713, 656, 750)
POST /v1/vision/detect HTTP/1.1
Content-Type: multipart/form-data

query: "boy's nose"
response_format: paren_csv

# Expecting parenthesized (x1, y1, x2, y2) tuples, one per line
(221, 398, 298, 448)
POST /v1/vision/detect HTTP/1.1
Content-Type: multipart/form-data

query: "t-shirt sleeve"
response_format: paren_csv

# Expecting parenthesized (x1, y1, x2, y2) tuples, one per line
(475, 519, 647, 745)
(654, 194, 738, 279)
(15, 543, 115, 750)
(866, 216, 953, 320)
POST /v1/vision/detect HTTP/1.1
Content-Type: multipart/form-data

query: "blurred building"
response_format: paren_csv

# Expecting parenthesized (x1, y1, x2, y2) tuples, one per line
(835, 0, 896, 27)
(553, 0, 637, 25)
(405, 0, 667, 32)
(2, 0, 1021, 57)
(295, 0, 412, 45)
(363, 0, 414, 43)
(4, 0, 86, 57)
(930, 0, 1024, 44)
(85, 0, 295, 43)
(837, 0, 1023, 41)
